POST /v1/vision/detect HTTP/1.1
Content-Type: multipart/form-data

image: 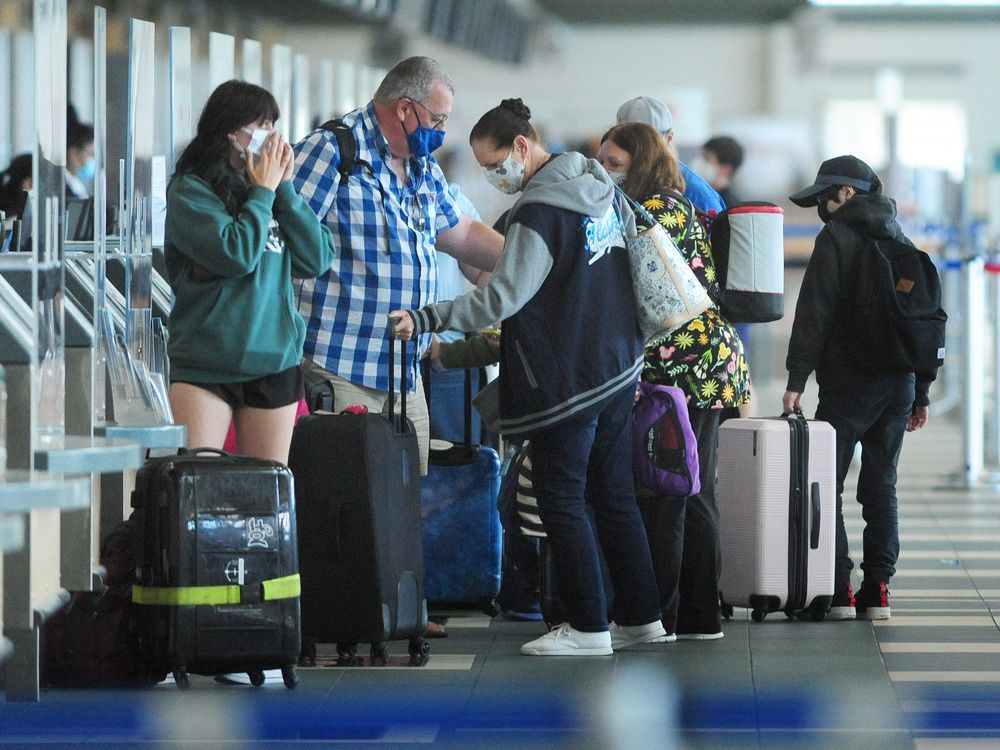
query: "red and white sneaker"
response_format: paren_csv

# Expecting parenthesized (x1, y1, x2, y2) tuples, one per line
(827, 581, 856, 620)
(855, 582, 891, 620)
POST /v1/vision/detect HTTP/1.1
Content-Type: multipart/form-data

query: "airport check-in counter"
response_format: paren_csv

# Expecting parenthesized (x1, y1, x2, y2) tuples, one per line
(1, 264, 145, 591)
(0, 471, 90, 701)
(0, 513, 25, 666)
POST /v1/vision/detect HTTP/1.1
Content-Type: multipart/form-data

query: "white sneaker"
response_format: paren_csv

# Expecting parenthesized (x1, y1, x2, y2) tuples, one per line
(650, 633, 677, 643)
(826, 605, 857, 621)
(609, 621, 667, 650)
(520, 622, 613, 656)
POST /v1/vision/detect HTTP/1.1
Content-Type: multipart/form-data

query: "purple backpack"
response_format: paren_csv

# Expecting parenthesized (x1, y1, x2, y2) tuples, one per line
(632, 382, 701, 497)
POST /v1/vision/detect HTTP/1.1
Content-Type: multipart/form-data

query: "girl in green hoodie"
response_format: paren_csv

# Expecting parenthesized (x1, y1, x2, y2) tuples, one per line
(165, 80, 334, 463)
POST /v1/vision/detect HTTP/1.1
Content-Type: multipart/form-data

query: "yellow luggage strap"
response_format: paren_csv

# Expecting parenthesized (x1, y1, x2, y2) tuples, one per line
(132, 573, 300, 606)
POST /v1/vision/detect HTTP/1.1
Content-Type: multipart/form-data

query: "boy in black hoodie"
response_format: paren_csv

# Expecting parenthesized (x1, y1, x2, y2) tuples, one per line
(782, 155, 934, 622)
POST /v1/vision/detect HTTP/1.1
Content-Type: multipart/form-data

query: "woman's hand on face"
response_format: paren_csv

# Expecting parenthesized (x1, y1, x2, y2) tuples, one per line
(245, 131, 285, 192)
(280, 140, 294, 182)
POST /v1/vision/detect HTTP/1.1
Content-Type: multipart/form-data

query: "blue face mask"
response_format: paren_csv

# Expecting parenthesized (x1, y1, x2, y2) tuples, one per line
(77, 157, 96, 182)
(407, 125, 445, 157)
(403, 109, 445, 157)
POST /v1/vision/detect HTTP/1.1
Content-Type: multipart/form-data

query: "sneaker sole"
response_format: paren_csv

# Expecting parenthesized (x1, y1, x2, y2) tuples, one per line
(857, 608, 890, 620)
(611, 628, 668, 650)
(650, 633, 677, 643)
(520, 646, 614, 656)
(675, 632, 724, 641)
(826, 606, 857, 620)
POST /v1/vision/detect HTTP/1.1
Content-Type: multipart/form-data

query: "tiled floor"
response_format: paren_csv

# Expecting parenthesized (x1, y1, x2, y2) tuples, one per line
(2, 384, 999, 748)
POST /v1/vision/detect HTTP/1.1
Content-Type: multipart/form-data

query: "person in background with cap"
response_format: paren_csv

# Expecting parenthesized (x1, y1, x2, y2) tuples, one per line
(783, 155, 931, 622)
(615, 96, 726, 215)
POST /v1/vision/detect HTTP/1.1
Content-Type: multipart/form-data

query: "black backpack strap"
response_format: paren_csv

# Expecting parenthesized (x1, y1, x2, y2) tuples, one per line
(319, 119, 358, 180)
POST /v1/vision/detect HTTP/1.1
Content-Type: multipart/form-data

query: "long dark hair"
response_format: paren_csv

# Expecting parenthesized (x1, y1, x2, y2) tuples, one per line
(172, 80, 280, 215)
(0, 153, 32, 218)
(601, 122, 685, 202)
(469, 98, 540, 150)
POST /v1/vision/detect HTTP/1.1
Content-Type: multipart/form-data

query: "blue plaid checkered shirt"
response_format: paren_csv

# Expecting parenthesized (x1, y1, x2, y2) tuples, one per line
(292, 103, 463, 392)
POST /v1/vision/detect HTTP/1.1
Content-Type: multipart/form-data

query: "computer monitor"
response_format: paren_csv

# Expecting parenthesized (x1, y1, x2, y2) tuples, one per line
(65, 196, 94, 242)
(16, 191, 31, 252)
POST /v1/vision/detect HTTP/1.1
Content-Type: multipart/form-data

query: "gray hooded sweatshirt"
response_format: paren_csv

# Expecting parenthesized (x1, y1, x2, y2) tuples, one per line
(411, 151, 642, 436)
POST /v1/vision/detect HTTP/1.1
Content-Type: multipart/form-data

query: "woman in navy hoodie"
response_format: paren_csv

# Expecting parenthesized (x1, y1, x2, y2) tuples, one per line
(392, 99, 662, 656)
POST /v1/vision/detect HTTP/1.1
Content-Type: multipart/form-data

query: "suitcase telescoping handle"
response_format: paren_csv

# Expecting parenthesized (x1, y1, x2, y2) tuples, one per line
(388, 316, 408, 430)
(422, 361, 475, 448)
(810, 481, 821, 549)
(779, 409, 821, 548)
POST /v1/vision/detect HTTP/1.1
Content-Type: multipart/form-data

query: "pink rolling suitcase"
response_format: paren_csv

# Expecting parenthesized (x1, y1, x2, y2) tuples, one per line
(717, 414, 836, 623)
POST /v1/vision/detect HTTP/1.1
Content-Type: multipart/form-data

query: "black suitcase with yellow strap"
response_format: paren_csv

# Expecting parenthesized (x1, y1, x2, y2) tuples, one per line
(131, 449, 301, 689)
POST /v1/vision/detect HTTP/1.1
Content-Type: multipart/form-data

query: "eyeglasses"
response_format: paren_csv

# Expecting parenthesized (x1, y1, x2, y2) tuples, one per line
(407, 98, 449, 130)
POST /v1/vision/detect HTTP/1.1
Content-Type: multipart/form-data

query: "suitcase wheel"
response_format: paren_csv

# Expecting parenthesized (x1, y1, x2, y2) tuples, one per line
(408, 637, 430, 665)
(299, 641, 317, 667)
(370, 642, 389, 665)
(336, 642, 363, 666)
(248, 670, 266, 687)
(809, 603, 827, 623)
(784, 610, 797, 621)
(751, 609, 766, 623)
(173, 669, 190, 690)
(719, 593, 734, 620)
(483, 600, 501, 618)
(281, 665, 299, 689)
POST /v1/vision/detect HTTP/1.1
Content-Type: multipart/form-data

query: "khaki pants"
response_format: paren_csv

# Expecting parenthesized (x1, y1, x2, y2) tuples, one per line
(301, 358, 430, 476)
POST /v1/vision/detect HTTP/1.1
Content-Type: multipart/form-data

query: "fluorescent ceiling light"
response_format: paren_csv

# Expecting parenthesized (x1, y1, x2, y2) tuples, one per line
(810, 1, 1000, 6)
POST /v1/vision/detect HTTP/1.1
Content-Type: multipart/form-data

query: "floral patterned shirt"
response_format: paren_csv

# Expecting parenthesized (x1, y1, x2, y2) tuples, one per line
(635, 188, 751, 409)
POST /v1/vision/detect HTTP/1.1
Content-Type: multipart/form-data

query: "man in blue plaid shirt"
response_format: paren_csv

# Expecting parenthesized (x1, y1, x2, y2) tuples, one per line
(292, 57, 503, 476)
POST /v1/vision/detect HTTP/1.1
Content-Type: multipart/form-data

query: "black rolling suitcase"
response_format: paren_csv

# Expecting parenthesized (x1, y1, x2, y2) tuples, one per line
(131, 449, 301, 689)
(289, 332, 429, 666)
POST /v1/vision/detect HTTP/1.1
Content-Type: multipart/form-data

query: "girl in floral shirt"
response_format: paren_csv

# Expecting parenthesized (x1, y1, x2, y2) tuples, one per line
(599, 122, 750, 641)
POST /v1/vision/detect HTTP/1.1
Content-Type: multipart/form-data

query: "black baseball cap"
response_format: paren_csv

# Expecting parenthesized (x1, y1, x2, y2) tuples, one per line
(789, 155, 879, 207)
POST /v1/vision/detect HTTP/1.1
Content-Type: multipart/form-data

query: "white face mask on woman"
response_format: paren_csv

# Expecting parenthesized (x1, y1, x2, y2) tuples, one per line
(483, 147, 525, 194)
(233, 127, 270, 160)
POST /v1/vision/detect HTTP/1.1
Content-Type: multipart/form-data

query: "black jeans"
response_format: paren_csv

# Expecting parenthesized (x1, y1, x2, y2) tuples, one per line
(815, 373, 915, 586)
(638, 407, 721, 633)
(529, 386, 661, 632)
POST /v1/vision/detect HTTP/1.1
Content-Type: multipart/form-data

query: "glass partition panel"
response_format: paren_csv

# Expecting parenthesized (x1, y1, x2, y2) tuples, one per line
(0, 30, 12, 169)
(271, 45, 293, 141)
(92, 6, 108, 425)
(124, 19, 154, 372)
(167, 26, 192, 174)
(32, 0, 67, 446)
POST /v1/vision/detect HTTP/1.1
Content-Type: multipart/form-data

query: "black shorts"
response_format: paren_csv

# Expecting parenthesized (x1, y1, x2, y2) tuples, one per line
(172, 365, 304, 411)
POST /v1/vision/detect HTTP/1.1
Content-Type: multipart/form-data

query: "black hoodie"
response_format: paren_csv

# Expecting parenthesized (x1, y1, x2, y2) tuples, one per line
(785, 191, 933, 407)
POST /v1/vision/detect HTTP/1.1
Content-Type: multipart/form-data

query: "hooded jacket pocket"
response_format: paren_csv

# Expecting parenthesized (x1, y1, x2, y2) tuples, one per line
(513, 339, 539, 390)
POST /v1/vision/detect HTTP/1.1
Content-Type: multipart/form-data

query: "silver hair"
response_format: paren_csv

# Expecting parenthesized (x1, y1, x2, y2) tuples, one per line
(373, 56, 454, 104)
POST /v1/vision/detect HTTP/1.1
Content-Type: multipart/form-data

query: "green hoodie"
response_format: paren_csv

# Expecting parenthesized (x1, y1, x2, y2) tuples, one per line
(164, 174, 335, 383)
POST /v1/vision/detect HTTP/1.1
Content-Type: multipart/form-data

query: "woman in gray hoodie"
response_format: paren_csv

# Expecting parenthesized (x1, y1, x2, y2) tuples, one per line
(392, 98, 662, 656)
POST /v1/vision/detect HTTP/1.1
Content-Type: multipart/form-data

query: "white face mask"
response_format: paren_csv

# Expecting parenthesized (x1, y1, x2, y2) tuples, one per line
(691, 156, 719, 185)
(234, 126, 270, 159)
(483, 147, 525, 194)
(606, 170, 628, 187)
